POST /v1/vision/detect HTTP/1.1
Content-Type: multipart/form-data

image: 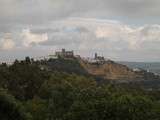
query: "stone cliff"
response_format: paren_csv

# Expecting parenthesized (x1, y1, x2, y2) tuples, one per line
(80, 59, 159, 81)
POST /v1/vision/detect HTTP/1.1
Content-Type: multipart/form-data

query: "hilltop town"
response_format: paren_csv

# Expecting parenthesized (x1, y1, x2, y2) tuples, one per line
(32, 49, 160, 85)
(42, 49, 146, 72)
(2, 48, 160, 85)
(39, 48, 109, 64)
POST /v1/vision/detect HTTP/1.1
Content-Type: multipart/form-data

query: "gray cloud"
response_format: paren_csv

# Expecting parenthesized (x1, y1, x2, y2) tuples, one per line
(0, 0, 160, 62)
(1, 0, 160, 26)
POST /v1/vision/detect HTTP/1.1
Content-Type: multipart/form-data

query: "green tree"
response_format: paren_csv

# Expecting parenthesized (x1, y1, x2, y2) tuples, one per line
(0, 89, 30, 120)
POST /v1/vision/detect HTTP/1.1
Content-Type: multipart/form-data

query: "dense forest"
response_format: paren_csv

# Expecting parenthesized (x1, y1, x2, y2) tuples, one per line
(0, 57, 160, 120)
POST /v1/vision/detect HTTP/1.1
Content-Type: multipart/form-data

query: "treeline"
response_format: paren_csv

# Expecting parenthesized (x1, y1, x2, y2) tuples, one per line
(0, 57, 160, 120)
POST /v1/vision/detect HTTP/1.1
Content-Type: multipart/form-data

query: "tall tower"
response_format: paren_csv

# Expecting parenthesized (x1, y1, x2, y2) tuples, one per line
(62, 48, 65, 53)
(95, 53, 97, 59)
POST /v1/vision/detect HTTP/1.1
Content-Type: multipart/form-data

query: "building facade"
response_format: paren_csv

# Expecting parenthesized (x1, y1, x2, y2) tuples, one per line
(55, 49, 74, 58)
(86, 53, 106, 64)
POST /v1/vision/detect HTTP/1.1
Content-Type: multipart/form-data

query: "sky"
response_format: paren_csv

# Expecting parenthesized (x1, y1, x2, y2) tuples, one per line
(1, 0, 160, 62)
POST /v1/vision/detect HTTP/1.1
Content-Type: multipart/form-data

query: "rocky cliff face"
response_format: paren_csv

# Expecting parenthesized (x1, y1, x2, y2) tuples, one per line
(80, 60, 160, 81)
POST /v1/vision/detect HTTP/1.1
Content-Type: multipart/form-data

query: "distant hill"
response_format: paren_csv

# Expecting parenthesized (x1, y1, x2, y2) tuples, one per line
(80, 59, 160, 81)
(80, 60, 141, 80)
(42, 58, 160, 81)
(118, 61, 160, 75)
(38, 58, 160, 88)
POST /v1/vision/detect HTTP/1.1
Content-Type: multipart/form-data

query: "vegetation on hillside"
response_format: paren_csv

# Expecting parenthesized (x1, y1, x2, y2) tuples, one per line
(0, 57, 160, 120)
(35, 57, 88, 75)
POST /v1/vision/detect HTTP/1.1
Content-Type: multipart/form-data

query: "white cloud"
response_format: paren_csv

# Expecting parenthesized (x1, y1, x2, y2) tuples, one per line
(37, 18, 160, 61)
(0, 33, 15, 50)
(85, 19, 160, 50)
(21, 28, 48, 47)
(48, 18, 160, 51)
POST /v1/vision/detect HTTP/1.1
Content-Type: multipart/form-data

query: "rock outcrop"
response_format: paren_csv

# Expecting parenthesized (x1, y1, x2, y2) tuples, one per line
(80, 59, 160, 81)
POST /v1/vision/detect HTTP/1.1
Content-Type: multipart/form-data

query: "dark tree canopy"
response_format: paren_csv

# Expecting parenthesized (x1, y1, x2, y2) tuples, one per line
(0, 58, 159, 120)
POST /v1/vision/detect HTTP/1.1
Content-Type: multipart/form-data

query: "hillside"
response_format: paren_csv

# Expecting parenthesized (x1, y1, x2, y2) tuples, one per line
(44, 58, 89, 76)
(1, 59, 160, 120)
(79, 59, 160, 82)
(40, 57, 160, 82)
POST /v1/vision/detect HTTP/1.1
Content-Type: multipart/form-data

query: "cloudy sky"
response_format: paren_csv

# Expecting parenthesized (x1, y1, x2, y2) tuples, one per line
(1, 0, 160, 62)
